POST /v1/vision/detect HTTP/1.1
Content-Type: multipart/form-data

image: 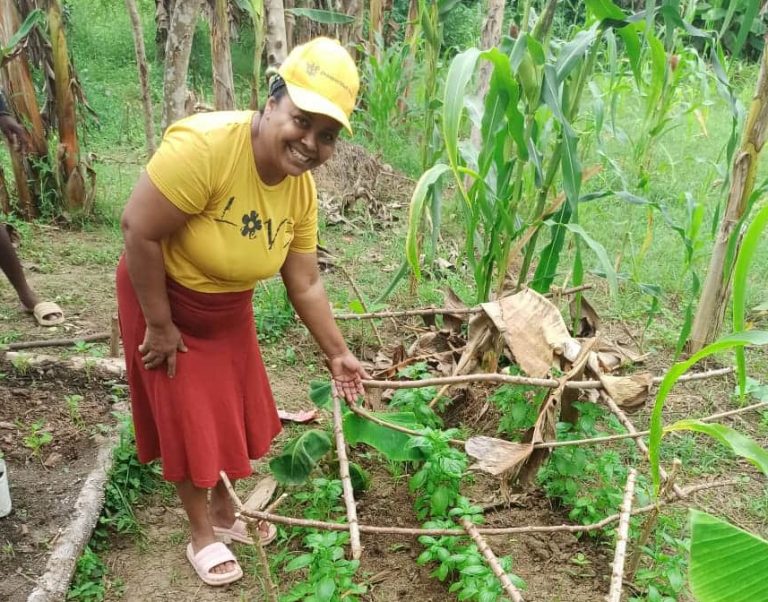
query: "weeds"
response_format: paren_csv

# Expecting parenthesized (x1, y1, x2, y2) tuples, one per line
(68, 414, 162, 600)
(67, 546, 108, 601)
(20, 419, 52, 461)
(10, 355, 31, 376)
(65, 394, 84, 428)
(253, 280, 295, 344)
(490, 383, 544, 437)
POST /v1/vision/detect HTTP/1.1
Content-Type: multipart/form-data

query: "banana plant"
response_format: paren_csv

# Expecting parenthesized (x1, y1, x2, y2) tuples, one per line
(0, 8, 43, 67)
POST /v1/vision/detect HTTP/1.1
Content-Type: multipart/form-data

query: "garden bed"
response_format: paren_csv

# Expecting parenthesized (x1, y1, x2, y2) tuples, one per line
(0, 358, 118, 602)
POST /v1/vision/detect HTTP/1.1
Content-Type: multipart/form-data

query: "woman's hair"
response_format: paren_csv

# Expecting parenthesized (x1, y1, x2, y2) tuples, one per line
(259, 72, 288, 111)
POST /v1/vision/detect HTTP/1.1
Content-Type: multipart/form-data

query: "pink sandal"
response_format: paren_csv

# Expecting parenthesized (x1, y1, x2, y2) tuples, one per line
(185, 541, 242, 586)
(213, 518, 277, 546)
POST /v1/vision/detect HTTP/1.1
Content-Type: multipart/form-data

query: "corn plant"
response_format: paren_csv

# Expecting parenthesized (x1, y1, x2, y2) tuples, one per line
(731, 202, 768, 397)
(360, 33, 410, 144)
(406, 3, 628, 304)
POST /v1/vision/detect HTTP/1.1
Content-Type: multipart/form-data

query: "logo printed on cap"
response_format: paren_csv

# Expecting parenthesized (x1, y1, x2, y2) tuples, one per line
(305, 62, 320, 77)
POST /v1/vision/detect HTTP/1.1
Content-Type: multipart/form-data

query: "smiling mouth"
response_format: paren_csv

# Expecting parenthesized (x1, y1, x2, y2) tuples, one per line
(288, 145, 312, 165)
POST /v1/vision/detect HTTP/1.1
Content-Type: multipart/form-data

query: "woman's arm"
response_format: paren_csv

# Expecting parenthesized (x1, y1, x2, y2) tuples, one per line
(280, 251, 367, 402)
(121, 172, 190, 376)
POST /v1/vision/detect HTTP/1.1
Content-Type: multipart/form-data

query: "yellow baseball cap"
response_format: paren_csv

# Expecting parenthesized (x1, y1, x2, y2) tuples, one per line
(278, 37, 360, 134)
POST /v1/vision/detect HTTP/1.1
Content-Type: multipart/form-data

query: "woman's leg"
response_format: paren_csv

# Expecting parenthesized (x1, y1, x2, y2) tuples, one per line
(210, 478, 272, 538)
(176, 480, 236, 574)
(0, 224, 38, 310)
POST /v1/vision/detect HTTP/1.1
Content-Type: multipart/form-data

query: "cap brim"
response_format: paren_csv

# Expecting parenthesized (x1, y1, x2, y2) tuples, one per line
(284, 82, 353, 134)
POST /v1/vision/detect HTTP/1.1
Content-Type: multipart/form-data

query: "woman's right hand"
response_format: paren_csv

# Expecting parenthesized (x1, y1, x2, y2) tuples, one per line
(138, 322, 188, 377)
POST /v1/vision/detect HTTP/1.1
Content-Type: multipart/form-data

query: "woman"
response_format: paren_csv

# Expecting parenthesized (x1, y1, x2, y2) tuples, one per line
(0, 92, 65, 327)
(117, 37, 367, 587)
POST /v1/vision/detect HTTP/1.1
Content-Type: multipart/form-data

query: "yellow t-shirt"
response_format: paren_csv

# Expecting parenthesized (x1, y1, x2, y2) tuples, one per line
(146, 111, 317, 293)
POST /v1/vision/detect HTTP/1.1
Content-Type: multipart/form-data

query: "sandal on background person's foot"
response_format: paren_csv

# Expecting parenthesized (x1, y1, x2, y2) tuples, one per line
(185, 541, 243, 586)
(213, 518, 277, 546)
(30, 301, 65, 327)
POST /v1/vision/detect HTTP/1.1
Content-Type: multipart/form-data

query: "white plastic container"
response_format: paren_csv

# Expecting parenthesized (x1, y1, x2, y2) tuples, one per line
(0, 459, 11, 518)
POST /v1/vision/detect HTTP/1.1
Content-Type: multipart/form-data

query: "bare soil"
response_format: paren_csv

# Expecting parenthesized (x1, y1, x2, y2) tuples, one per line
(0, 362, 117, 602)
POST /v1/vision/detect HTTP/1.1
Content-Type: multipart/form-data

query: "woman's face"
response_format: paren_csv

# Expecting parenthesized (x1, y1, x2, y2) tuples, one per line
(256, 94, 342, 183)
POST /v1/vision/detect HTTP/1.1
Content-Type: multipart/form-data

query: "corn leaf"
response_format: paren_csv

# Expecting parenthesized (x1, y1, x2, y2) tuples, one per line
(561, 130, 582, 210)
(733, 205, 768, 397)
(541, 65, 575, 138)
(556, 25, 600, 83)
(689, 510, 768, 602)
(531, 205, 571, 293)
(561, 222, 617, 296)
(284, 8, 354, 25)
(666, 420, 768, 477)
(585, 0, 625, 20)
(649, 331, 768, 494)
(646, 32, 667, 114)
(406, 164, 451, 279)
(443, 48, 482, 173)
(732, 0, 760, 59)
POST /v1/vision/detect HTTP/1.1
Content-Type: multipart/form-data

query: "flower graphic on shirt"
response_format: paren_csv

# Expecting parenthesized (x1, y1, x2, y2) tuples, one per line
(241, 210, 263, 238)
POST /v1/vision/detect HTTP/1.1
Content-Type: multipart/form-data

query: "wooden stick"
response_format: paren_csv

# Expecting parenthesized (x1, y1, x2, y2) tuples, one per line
(252, 526, 278, 602)
(600, 392, 685, 499)
(607, 469, 637, 602)
(109, 314, 120, 358)
(626, 459, 682, 582)
(335, 264, 384, 347)
(333, 395, 362, 559)
(332, 285, 595, 320)
(460, 518, 524, 602)
(362, 366, 733, 391)
(345, 397, 767, 452)
(238, 479, 737, 537)
(5, 332, 110, 350)
(219, 472, 278, 602)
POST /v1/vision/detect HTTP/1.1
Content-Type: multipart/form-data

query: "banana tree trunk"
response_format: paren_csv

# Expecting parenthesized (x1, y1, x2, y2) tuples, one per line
(0, 166, 9, 214)
(369, 0, 382, 58)
(398, 0, 420, 112)
(342, 0, 363, 58)
(688, 41, 768, 352)
(467, 0, 505, 160)
(294, 0, 311, 45)
(0, 1, 47, 219)
(210, 0, 235, 110)
(162, 0, 202, 128)
(125, 0, 156, 155)
(49, 0, 88, 211)
(284, 0, 295, 51)
(265, 0, 288, 68)
(248, 0, 266, 110)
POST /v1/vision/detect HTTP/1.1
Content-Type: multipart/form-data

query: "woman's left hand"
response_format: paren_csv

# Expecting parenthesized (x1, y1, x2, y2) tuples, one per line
(328, 351, 369, 404)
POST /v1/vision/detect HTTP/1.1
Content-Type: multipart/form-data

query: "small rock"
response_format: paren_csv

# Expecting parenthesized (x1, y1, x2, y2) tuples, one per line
(0, 422, 15, 430)
(43, 452, 64, 468)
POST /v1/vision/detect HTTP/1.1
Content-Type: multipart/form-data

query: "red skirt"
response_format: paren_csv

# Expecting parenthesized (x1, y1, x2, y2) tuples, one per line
(116, 257, 281, 488)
